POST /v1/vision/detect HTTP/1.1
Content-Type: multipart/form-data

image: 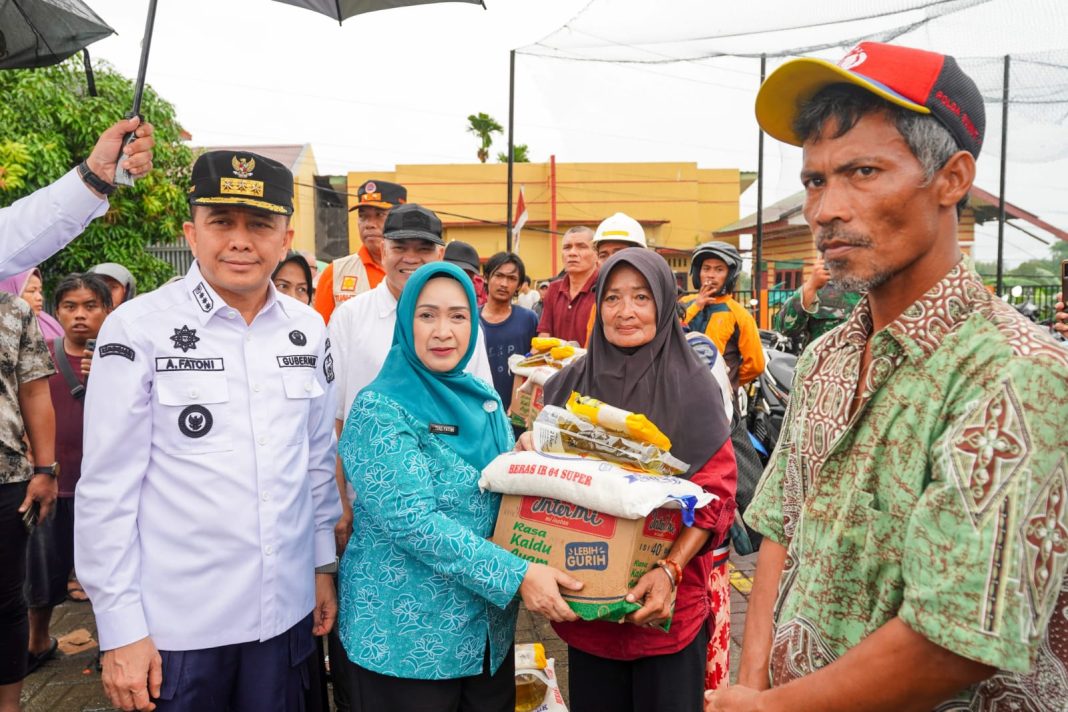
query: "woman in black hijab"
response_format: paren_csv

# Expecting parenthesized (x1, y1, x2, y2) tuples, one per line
(533, 249, 737, 712)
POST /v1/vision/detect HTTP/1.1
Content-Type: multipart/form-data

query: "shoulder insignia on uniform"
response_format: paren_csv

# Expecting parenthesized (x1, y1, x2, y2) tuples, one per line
(323, 353, 335, 383)
(98, 343, 135, 361)
(170, 325, 200, 353)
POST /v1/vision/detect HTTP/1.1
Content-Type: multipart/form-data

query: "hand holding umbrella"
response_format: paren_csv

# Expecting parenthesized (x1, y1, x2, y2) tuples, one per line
(87, 117, 155, 196)
(113, 0, 159, 187)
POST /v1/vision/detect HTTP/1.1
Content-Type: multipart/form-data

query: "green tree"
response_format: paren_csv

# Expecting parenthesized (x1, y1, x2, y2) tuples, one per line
(496, 143, 530, 163)
(0, 59, 193, 292)
(466, 112, 502, 163)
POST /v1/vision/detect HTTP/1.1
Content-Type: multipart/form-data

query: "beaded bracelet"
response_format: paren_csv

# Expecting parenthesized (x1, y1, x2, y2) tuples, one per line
(655, 558, 682, 590)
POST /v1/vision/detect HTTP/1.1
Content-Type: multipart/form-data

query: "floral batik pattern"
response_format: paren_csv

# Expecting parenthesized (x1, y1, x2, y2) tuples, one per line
(337, 391, 527, 680)
(746, 262, 1068, 709)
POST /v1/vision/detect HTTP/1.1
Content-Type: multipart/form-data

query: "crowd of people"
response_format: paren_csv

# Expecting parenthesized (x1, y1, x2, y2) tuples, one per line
(0, 39, 1066, 712)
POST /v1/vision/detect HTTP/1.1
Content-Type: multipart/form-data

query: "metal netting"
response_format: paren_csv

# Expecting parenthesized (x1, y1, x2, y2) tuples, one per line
(517, 1, 1068, 162)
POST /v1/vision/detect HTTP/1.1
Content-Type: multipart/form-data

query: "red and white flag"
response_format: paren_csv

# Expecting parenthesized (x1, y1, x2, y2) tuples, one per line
(513, 185, 528, 253)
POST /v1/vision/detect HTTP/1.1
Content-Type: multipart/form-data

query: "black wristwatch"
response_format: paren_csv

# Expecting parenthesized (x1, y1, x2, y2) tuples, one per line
(33, 462, 59, 479)
(77, 160, 117, 196)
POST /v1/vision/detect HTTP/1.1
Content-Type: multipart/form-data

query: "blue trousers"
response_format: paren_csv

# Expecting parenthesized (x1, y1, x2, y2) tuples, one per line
(153, 613, 314, 712)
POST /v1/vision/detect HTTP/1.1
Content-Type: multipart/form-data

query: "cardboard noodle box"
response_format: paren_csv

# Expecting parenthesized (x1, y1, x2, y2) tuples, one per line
(492, 494, 682, 622)
(508, 374, 545, 430)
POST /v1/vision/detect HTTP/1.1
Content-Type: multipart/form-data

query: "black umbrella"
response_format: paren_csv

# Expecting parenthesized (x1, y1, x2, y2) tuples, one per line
(113, 0, 486, 184)
(0, 0, 114, 69)
(274, 0, 484, 23)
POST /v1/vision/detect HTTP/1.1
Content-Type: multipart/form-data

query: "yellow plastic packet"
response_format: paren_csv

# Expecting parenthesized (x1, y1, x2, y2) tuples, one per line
(530, 337, 565, 352)
(566, 392, 672, 451)
(534, 406, 688, 476)
(513, 341, 581, 371)
(548, 345, 575, 361)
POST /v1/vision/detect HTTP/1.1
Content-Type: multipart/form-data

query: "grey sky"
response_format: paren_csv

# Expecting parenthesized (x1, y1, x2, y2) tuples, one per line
(85, 0, 1068, 268)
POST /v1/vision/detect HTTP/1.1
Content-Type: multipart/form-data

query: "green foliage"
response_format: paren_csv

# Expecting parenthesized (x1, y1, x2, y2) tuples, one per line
(466, 112, 502, 163)
(496, 143, 530, 163)
(976, 236, 1068, 288)
(0, 58, 193, 292)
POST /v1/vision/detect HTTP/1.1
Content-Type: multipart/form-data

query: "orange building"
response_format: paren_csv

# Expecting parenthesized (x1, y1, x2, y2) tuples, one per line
(345, 161, 752, 280)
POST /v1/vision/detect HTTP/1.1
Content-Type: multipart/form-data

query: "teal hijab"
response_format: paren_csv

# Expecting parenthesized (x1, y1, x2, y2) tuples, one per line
(363, 262, 512, 471)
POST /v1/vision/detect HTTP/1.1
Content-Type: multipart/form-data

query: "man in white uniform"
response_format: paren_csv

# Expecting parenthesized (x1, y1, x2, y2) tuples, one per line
(330, 204, 493, 443)
(75, 151, 341, 712)
(0, 117, 154, 279)
(329, 203, 493, 540)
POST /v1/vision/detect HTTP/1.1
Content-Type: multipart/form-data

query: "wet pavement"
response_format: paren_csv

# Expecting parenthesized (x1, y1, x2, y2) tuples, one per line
(22, 552, 758, 710)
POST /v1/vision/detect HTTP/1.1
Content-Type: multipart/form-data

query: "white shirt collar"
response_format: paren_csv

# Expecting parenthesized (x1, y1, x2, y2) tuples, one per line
(183, 262, 289, 325)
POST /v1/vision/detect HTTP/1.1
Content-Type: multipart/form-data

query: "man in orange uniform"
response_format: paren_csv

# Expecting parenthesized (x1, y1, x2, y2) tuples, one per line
(313, 180, 406, 324)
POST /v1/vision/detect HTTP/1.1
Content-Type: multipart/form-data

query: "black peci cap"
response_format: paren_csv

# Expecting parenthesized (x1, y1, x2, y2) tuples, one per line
(188, 151, 294, 215)
(444, 241, 481, 275)
(383, 204, 445, 246)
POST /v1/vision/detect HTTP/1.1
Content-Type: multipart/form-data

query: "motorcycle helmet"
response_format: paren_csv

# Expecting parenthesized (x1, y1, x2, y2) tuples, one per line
(690, 241, 742, 295)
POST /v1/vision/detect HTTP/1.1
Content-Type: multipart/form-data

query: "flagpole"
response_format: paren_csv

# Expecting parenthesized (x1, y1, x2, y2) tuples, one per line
(506, 49, 516, 252)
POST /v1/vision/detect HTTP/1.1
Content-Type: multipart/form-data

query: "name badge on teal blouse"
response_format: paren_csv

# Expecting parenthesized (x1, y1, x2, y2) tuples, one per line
(429, 423, 459, 436)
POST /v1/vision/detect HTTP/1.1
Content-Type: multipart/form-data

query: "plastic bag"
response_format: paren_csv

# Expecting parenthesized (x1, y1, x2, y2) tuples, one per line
(515, 655, 568, 712)
(565, 392, 672, 451)
(512, 340, 585, 372)
(479, 449, 713, 525)
(533, 406, 688, 477)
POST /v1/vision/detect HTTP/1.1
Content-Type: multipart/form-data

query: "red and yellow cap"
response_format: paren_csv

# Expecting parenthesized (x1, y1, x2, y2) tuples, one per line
(755, 42, 985, 158)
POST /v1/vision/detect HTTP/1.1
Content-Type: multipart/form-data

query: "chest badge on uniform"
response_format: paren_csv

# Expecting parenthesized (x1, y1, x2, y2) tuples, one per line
(178, 405, 213, 438)
(289, 330, 307, 346)
(340, 276, 358, 292)
(170, 325, 200, 353)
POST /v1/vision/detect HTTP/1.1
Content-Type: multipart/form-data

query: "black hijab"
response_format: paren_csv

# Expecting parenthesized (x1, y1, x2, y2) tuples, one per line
(543, 250, 730, 478)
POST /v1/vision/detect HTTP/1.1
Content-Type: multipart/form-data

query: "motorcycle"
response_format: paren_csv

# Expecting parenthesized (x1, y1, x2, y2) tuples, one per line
(742, 330, 796, 458)
(729, 329, 797, 555)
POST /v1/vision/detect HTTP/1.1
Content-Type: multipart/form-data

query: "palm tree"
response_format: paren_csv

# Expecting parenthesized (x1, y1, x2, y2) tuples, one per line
(496, 144, 530, 163)
(467, 112, 503, 163)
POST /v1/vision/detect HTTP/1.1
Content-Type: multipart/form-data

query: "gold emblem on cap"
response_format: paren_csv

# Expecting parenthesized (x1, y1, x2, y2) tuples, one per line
(232, 156, 256, 178)
(220, 178, 265, 197)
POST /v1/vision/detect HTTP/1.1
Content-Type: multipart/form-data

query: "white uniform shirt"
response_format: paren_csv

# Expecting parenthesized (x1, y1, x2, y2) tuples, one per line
(516, 289, 540, 311)
(75, 263, 342, 652)
(0, 169, 107, 279)
(329, 279, 494, 422)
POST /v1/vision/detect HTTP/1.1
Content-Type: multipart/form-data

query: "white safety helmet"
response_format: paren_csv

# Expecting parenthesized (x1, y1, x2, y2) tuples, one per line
(592, 212, 647, 249)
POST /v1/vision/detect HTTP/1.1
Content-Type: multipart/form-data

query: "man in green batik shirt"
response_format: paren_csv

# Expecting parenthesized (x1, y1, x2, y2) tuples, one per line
(707, 42, 1068, 712)
(774, 255, 861, 352)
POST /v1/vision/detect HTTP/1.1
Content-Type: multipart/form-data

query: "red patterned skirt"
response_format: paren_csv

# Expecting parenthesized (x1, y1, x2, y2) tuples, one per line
(705, 546, 732, 691)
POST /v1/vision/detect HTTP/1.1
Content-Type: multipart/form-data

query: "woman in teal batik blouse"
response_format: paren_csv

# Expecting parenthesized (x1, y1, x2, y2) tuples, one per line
(337, 262, 582, 711)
